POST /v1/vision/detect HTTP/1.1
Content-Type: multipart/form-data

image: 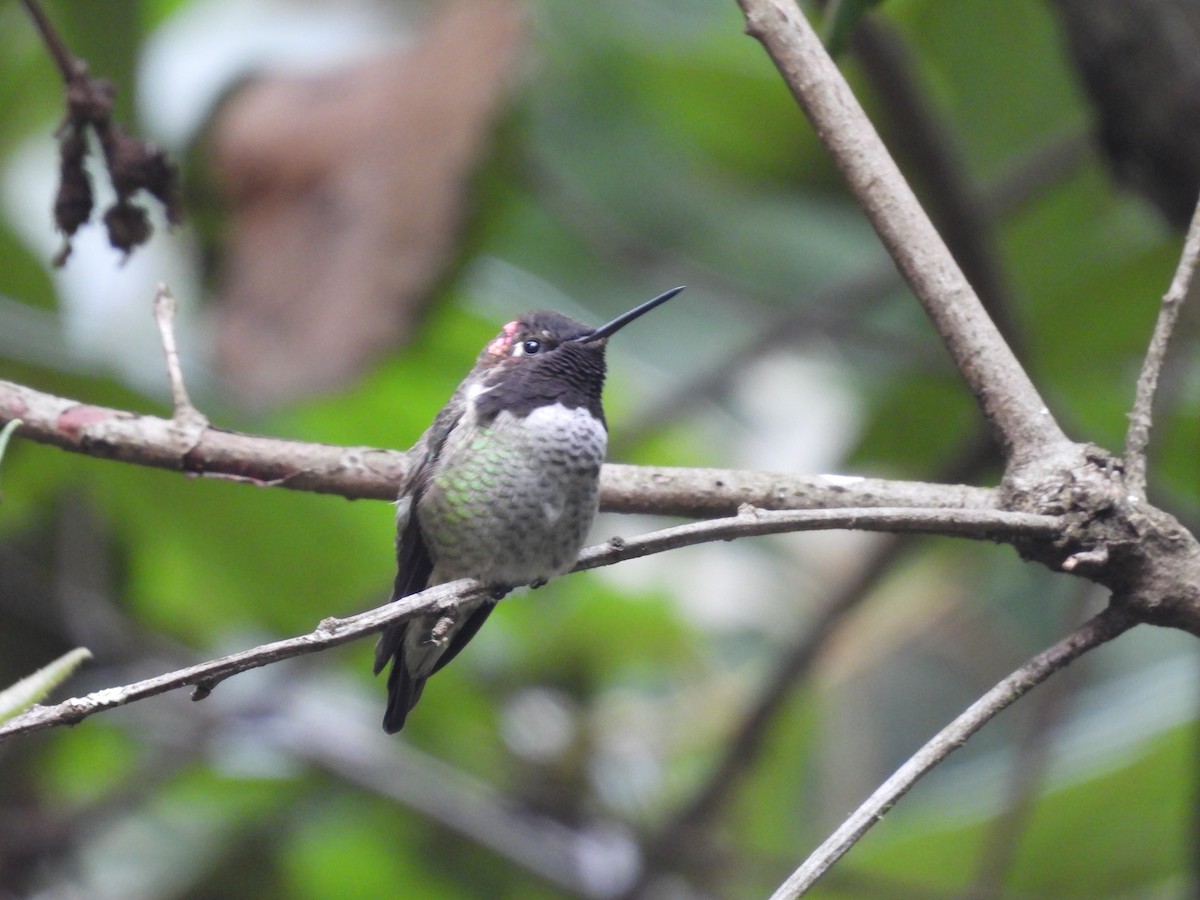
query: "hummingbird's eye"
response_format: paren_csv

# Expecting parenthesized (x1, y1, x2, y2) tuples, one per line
(520, 339, 542, 355)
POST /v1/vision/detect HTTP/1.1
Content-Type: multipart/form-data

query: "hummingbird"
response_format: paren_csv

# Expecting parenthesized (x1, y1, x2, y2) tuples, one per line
(374, 286, 686, 733)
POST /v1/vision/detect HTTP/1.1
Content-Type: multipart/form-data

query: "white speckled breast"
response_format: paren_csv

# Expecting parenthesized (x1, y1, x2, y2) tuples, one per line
(419, 402, 607, 588)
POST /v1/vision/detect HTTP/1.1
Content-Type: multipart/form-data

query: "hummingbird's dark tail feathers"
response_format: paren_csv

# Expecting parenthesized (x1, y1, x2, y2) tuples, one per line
(373, 624, 400, 677)
(375, 622, 418, 733)
(375, 602, 499, 733)
(382, 653, 426, 734)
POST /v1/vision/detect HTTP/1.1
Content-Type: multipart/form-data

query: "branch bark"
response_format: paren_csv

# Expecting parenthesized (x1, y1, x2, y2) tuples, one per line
(0, 378, 997, 517)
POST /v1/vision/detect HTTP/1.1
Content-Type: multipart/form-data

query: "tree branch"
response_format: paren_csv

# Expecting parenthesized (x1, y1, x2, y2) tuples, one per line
(767, 604, 1135, 899)
(0, 378, 998, 517)
(0, 504, 1062, 744)
(1124, 199, 1200, 498)
(577, 505, 1060, 569)
(734, 0, 1068, 465)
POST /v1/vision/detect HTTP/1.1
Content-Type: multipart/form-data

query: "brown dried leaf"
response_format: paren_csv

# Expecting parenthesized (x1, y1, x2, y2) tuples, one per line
(210, 0, 526, 405)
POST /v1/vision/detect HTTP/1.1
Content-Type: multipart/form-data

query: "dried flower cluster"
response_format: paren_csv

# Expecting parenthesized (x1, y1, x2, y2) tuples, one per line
(52, 65, 181, 265)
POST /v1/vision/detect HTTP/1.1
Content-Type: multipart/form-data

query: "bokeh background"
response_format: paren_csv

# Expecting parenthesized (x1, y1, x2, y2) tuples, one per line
(1, 0, 1198, 897)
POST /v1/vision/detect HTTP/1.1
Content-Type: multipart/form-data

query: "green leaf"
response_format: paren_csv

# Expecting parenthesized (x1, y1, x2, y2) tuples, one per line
(0, 647, 92, 723)
(0, 417, 19, 491)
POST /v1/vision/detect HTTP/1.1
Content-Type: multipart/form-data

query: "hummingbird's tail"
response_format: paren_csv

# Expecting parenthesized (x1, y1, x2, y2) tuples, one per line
(374, 603, 497, 733)
(382, 651, 426, 734)
(374, 623, 423, 733)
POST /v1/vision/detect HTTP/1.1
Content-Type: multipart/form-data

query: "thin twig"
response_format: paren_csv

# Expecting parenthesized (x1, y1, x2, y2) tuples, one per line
(0, 418, 21, 482)
(152, 284, 208, 429)
(1124, 199, 1200, 499)
(576, 505, 1060, 568)
(964, 584, 1095, 900)
(19, 0, 83, 83)
(0, 505, 1063, 743)
(735, 0, 1068, 465)
(0, 580, 490, 743)
(768, 604, 1136, 899)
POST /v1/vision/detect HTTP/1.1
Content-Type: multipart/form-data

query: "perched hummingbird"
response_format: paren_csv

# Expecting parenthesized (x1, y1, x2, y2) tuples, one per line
(374, 286, 685, 732)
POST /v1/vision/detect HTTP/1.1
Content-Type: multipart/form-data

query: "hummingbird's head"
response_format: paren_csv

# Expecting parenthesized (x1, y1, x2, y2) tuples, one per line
(472, 311, 608, 420)
(470, 286, 685, 420)
(479, 310, 595, 368)
(476, 285, 685, 374)
(478, 285, 686, 366)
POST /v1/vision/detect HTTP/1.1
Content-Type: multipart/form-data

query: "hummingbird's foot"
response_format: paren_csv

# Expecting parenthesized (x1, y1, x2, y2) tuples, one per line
(429, 615, 456, 646)
(489, 585, 512, 601)
(529, 578, 547, 590)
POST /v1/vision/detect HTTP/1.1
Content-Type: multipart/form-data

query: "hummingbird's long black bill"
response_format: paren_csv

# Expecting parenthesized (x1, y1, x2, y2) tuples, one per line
(574, 285, 686, 343)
